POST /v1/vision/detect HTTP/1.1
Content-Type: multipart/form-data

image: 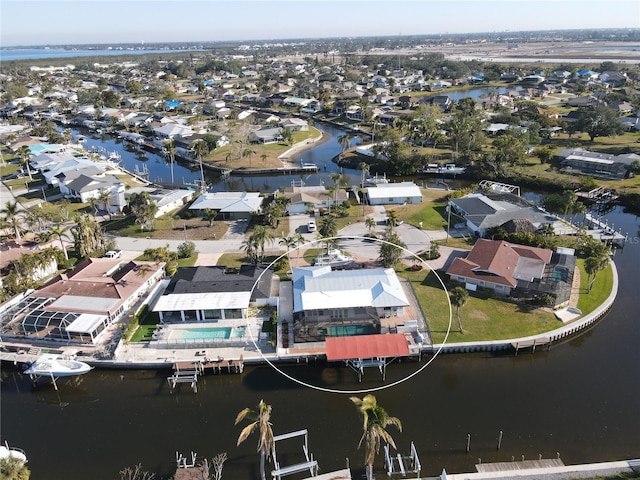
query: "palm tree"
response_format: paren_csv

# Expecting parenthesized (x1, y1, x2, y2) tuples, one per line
(338, 133, 352, 154)
(358, 161, 370, 188)
(279, 235, 298, 267)
(243, 148, 256, 168)
(241, 236, 259, 264)
(49, 222, 71, 260)
(164, 139, 175, 184)
(235, 399, 275, 480)
(18, 145, 33, 180)
(450, 286, 469, 333)
(317, 215, 338, 252)
(386, 209, 399, 233)
(203, 208, 218, 227)
(329, 171, 343, 207)
(98, 189, 112, 219)
(251, 225, 274, 262)
(365, 216, 377, 235)
(350, 394, 402, 480)
(261, 153, 268, 164)
(1, 201, 24, 240)
(192, 140, 209, 193)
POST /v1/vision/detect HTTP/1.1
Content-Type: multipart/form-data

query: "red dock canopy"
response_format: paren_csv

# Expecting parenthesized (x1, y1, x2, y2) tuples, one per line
(325, 334, 410, 361)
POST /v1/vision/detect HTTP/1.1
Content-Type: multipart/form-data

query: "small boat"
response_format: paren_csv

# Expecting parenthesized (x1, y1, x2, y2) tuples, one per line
(24, 353, 93, 378)
(364, 173, 389, 186)
(313, 249, 354, 267)
(0, 441, 28, 464)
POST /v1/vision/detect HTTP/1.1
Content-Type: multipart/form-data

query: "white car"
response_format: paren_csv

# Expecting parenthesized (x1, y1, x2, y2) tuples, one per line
(104, 250, 122, 259)
(307, 220, 317, 233)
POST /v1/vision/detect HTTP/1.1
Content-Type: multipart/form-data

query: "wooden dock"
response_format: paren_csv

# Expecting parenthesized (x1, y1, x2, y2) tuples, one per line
(476, 458, 565, 473)
(167, 357, 244, 393)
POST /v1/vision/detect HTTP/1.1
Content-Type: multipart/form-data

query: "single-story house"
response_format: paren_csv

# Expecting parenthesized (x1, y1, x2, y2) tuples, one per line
(126, 187, 195, 218)
(64, 174, 126, 210)
(152, 265, 272, 323)
(11, 258, 164, 344)
(280, 118, 309, 131)
(282, 185, 348, 214)
(249, 127, 283, 144)
(449, 192, 567, 237)
(189, 191, 264, 220)
(446, 239, 575, 306)
(291, 266, 410, 343)
(366, 182, 423, 205)
(556, 147, 640, 180)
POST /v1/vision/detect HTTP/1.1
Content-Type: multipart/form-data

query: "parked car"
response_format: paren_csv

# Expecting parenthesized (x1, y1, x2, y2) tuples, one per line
(103, 250, 122, 259)
(307, 220, 316, 233)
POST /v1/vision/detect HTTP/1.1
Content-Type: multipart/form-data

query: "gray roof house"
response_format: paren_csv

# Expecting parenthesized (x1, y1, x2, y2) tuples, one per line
(449, 192, 566, 237)
(556, 148, 640, 179)
(249, 127, 283, 144)
(189, 191, 264, 220)
(152, 265, 273, 323)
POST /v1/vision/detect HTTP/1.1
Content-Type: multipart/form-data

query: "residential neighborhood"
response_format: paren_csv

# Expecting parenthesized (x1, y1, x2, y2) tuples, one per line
(0, 25, 638, 480)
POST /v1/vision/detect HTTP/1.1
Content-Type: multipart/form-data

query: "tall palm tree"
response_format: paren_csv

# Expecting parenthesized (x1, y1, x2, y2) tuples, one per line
(251, 225, 274, 262)
(317, 215, 338, 252)
(358, 161, 370, 188)
(164, 139, 175, 184)
(365, 216, 377, 235)
(18, 145, 33, 180)
(98, 189, 112, 219)
(49, 222, 71, 260)
(279, 235, 298, 267)
(350, 394, 402, 480)
(329, 171, 343, 207)
(241, 236, 259, 264)
(192, 140, 209, 193)
(338, 133, 352, 154)
(235, 399, 275, 480)
(1, 201, 24, 240)
(450, 286, 469, 333)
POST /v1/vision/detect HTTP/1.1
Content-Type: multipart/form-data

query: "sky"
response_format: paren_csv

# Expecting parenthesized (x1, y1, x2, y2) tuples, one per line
(1, 0, 639, 47)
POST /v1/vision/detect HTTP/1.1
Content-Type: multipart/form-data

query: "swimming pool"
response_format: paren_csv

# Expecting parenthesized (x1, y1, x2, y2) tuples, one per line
(169, 326, 246, 341)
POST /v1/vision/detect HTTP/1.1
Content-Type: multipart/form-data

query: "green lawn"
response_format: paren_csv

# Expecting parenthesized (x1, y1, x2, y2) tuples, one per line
(129, 311, 160, 342)
(576, 259, 614, 314)
(401, 268, 559, 344)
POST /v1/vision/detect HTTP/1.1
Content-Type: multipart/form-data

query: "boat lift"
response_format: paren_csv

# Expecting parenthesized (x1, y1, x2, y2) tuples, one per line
(270, 429, 318, 480)
(384, 441, 421, 478)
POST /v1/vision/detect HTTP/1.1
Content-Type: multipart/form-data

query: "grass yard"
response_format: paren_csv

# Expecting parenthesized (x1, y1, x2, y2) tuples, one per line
(401, 268, 559, 344)
(216, 252, 291, 278)
(129, 311, 160, 342)
(576, 259, 614, 314)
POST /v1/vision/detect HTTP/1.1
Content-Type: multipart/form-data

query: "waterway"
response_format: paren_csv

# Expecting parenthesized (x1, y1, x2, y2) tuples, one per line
(0, 48, 204, 62)
(77, 123, 364, 192)
(2, 124, 639, 479)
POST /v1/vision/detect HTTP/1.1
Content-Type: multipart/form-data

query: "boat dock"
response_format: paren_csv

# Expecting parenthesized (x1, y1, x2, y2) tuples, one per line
(167, 356, 245, 393)
(476, 458, 565, 473)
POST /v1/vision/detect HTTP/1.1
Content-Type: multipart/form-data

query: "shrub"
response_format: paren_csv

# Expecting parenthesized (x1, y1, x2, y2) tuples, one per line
(177, 241, 196, 259)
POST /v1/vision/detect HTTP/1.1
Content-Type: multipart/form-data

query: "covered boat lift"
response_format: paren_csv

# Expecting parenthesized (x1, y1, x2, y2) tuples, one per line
(325, 334, 411, 382)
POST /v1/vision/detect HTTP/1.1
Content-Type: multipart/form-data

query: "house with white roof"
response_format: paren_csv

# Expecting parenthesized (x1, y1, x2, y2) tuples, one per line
(152, 265, 273, 323)
(291, 266, 410, 343)
(126, 187, 195, 218)
(189, 191, 264, 220)
(366, 182, 423, 205)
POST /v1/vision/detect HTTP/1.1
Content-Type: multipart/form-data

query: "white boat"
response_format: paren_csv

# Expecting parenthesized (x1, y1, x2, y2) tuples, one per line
(0, 441, 27, 464)
(24, 353, 93, 378)
(313, 249, 354, 267)
(364, 173, 389, 186)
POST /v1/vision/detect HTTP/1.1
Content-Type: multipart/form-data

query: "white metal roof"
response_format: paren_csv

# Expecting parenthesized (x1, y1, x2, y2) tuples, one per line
(189, 192, 263, 213)
(366, 182, 422, 199)
(152, 292, 252, 312)
(66, 313, 108, 334)
(49, 295, 119, 313)
(292, 267, 409, 312)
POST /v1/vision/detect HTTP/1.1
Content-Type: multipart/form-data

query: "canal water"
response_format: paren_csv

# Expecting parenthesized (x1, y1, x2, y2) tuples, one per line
(78, 123, 363, 193)
(1, 205, 639, 480)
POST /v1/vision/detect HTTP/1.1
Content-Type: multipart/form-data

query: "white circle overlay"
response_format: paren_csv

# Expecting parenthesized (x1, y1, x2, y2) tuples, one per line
(246, 234, 453, 394)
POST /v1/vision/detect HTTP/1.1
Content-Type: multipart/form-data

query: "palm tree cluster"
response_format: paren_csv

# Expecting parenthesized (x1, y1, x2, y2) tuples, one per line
(2, 247, 64, 301)
(241, 225, 274, 264)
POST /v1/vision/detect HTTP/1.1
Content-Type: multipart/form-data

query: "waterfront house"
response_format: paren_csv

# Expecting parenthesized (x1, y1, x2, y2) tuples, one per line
(365, 182, 423, 206)
(249, 127, 283, 144)
(4, 258, 164, 344)
(291, 266, 410, 343)
(446, 239, 575, 307)
(64, 174, 126, 212)
(126, 187, 195, 218)
(189, 191, 264, 220)
(152, 265, 273, 323)
(280, 118, 309, 132)
(556, 147, 640, 180)
(448, 192, 566, 237)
